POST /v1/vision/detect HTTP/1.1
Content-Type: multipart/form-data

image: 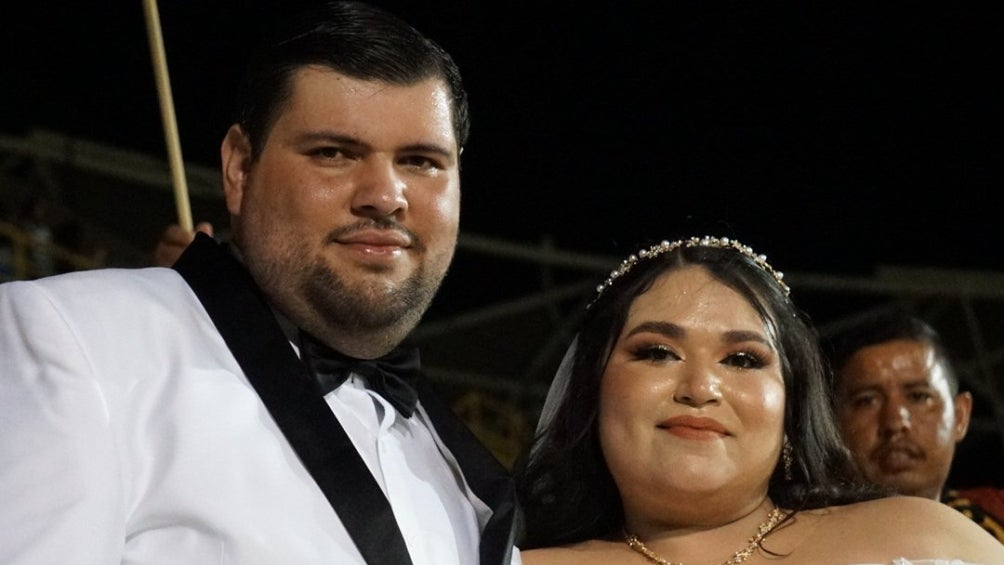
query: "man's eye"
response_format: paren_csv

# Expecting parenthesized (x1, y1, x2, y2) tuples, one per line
(312, 147, 348, 160)
(401, 155, 440, 170)
(850, 394, 878, 409)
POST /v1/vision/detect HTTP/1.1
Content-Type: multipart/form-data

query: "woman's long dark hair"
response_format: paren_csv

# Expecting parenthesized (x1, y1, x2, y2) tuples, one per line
(513, 241, 887, 549)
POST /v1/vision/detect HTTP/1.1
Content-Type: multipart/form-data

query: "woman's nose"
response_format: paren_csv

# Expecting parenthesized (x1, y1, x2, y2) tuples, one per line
(672, 363, 722, 407)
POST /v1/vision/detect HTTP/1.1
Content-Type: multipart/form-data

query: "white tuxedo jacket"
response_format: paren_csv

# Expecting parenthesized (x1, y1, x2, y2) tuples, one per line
(0, 235, 517, 565)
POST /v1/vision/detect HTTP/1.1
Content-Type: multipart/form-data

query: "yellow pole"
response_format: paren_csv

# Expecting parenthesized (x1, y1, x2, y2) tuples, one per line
(142, 0, 193, 231)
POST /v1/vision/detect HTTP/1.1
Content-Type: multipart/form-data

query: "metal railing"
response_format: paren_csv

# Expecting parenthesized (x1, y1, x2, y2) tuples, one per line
(0, 220, 103, 282)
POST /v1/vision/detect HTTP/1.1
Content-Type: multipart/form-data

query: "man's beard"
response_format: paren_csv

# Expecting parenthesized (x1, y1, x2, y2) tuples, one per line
(244, 238, 447, 342)
(300, 259, 436, 333)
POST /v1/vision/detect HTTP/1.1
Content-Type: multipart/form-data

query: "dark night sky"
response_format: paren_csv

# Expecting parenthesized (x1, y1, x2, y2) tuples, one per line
(3, 2, 1002, 277)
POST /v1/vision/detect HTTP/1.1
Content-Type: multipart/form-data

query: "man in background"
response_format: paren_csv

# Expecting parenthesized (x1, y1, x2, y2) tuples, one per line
(827, 309, 1004, 541)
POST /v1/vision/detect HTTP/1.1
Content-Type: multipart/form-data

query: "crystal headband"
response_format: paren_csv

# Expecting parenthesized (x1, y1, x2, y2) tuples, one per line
(593, 235, 790, 300)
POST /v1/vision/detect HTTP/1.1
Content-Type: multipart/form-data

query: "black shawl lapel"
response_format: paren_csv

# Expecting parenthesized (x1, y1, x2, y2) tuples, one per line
(415, 380, 518, 565)
(172, 233, 413, 565)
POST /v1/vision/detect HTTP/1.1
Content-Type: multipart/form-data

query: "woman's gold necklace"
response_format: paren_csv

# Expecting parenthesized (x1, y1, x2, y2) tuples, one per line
(623, 507, 784, 565)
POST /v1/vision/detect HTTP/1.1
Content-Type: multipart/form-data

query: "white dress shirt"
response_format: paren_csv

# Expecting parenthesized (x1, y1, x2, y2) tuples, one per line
(324, 372, 486, 564)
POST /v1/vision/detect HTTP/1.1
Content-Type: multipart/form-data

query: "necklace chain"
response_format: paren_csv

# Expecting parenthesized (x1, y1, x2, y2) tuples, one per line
(623, 507, 784, 565)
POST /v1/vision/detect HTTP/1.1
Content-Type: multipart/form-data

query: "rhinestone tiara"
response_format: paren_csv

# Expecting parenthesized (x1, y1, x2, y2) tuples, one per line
(593, 235, 790, 300)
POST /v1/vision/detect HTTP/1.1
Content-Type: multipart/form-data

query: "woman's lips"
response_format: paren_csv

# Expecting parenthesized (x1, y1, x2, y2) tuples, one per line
(658, 415, 728, 439)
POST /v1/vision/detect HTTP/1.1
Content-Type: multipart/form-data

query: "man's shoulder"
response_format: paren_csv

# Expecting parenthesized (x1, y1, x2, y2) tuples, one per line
(0, 267, 191, 312)
(943, 487, 1004, 542)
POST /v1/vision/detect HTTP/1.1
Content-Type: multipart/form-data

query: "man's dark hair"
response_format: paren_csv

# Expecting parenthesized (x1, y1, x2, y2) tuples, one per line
(825, 309, 960, 395)
(233, 1, 469, 159)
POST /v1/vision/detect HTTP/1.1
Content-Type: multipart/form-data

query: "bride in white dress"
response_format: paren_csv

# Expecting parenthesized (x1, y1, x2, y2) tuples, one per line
(512, 237, 1003, 565)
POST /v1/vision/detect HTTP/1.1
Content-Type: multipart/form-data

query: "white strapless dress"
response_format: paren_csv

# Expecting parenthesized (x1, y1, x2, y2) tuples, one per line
(853, 560, 979, 565)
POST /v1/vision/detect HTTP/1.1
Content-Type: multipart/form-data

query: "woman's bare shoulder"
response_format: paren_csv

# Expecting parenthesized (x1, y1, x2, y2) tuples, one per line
(519, 498, 1004, 564)
(834, 495, 975, 527)
(815, 496, 1004, 561)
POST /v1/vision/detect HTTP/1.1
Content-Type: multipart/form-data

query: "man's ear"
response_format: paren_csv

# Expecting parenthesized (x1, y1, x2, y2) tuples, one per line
(953, 391, 973, 442)
(221, 124, 253, 216)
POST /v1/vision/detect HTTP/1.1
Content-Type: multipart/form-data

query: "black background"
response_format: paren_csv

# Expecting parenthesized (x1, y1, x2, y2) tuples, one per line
(4, 2, 1002, 274)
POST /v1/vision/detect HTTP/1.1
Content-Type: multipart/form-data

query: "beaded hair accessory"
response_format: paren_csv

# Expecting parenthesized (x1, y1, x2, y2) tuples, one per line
(593, 235, 790, 301)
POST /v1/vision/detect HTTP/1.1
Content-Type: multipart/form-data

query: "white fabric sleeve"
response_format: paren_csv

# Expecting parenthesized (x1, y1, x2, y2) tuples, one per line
(0, 281, 125, 564)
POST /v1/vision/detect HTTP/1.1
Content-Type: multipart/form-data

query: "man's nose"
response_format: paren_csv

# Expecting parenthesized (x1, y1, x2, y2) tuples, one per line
(880, 400, 912, 435)
(350, 158, 408, 218)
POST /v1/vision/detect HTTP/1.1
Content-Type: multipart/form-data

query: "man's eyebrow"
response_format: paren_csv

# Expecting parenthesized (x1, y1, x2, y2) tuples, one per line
(902, 380, 937, 390)
(294, 132, 454, 159)
(399, 142, 455, 159)
(844, 383, 882, 395)
(296, 131, 368, 149)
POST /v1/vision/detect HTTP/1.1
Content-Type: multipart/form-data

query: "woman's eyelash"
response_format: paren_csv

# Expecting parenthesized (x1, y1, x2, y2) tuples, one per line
(631, 344, 676, 361)
(725, 350, 767, 369)
(628, 344, 770, 369)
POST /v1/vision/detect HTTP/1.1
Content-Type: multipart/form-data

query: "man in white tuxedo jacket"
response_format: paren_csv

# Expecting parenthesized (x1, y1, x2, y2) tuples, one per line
(0, 2, 519, 564)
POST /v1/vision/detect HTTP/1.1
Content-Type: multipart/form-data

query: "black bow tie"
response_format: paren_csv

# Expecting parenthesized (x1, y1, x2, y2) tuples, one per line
(299, 331, 422, 418)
